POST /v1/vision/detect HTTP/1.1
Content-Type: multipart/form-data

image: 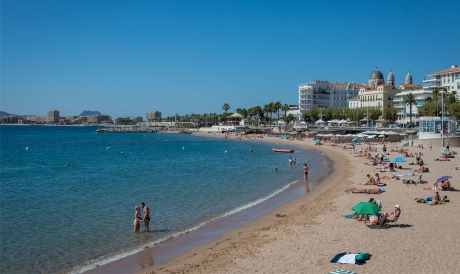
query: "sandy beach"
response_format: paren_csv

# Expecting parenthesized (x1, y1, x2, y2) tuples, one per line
(104, 132, 459, 274)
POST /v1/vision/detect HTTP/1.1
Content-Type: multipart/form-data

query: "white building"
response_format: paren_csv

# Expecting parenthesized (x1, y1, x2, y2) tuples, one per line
(146, 111, 162, 121)
(393, 89, 433, 124)
(298, 80, 361, 112)
(423, 65, 460, 97)
(348, 96, 361, 109)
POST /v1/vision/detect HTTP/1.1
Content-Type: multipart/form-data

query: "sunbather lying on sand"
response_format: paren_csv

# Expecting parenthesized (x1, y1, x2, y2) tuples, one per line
(352, 189, 382, 194)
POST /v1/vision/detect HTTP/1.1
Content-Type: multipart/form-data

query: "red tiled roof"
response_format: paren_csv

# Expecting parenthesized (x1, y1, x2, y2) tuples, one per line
(404, 84, 422, 88)
(428, 66, 460, 75)
(332, 83, 348, 87)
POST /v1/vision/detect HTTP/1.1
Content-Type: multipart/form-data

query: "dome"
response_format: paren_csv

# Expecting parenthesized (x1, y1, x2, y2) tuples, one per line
(370, 67, 384, 79)
(405, 71, 412, 84)
(388, 70, 394, 81)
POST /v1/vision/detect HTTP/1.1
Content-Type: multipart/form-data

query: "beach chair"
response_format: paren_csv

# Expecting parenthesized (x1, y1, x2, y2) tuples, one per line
(382, 215, 400, 227)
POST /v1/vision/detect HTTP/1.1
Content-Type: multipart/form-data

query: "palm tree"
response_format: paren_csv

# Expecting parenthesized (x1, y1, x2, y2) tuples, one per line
(222, 103, 230, 114)
(424, 96, 433, 103)
(432, 89, 440, 116)
(282, 104, 290, 122)
(274, 101, 282, 120)
(403, 93, 417, 125)
(448, 90, 458, 104)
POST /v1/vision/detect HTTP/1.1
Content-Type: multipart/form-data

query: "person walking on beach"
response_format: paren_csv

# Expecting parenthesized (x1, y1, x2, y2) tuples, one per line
(134, 205, 143, 232)
(140, 202, 150, 232)
(303, 163, 309, 192)
(429, 142, 432, 151)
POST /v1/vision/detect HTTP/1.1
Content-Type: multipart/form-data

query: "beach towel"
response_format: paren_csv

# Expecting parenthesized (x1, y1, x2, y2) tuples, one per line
(328, 270, 357, 274)
(331, 252, 370, 265)
(395, 174, 416, 177)
(342, 214, 357, 219)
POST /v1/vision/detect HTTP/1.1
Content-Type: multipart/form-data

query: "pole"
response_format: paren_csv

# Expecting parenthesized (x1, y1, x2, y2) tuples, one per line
(441, 90, 444, 148)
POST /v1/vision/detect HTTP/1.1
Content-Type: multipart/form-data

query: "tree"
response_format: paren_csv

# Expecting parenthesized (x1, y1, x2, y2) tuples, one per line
(403, 92, 417, 124)
(447, 90, 457, 104)
(322, 107, 333, 121)
(274, 101, 282, 120)
(432, 89, 440, 116)
(424, 96, 433, 103)
(447, 102, 460, 120)
(222, 103, 230, 114)
(286, 114, 294, 123)
(383, 107, 398, 123)
(368, 108, 382, 124)
(282, 104, 290, 122)
(418, 103, 436, 117)
(346, 108, 365, 123)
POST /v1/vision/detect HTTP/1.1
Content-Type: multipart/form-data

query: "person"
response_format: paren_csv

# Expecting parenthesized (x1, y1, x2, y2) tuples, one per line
(429, 142, 432, 151)
(413, 163, 425, 173)
(289, 157, 293, 165)
(430, 192, 442, 206)
(364, 174, 376, 185)
(442, 195, 450, 202)
(382, 144, 386, 152)
(375, 173, 381, 184)
(303, 163, 308, 180)
(274, 168, 278, 172)
(293, 157, 297, 165)
(140, 202, 150, 232)
(446, 141, 450, 150)
(441, 179, 451, 191)
(134, 205, 143, 232)
(380, 205, 401, 226)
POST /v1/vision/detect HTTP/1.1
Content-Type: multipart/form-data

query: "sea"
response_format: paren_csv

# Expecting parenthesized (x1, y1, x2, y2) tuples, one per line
(0, 125, 330, 274)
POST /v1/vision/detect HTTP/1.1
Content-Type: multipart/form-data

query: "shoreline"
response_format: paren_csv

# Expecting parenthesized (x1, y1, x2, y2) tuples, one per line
(86, 132, 460, 273)
(84, 132, 348, 274)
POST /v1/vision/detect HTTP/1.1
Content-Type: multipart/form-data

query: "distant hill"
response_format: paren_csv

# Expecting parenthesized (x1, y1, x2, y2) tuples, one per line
(0, 111, 11, 116)
(79, 110, 101, 116)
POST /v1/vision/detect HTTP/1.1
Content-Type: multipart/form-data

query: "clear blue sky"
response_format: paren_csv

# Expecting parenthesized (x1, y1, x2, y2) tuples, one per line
(1, 0, 459, 117)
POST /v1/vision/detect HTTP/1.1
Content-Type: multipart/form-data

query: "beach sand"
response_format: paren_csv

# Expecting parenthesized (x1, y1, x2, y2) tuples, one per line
(99, 133, 460, 274)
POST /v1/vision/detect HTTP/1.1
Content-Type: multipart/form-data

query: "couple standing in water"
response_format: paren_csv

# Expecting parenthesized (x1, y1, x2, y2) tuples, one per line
(134, 202, 150, 232)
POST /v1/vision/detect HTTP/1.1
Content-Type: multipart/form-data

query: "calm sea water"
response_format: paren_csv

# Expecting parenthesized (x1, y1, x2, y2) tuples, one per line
(0, 125, 328, 273)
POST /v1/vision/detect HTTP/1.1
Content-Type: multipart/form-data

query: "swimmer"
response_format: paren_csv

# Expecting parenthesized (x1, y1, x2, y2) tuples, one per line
(274, 168, 278, 172)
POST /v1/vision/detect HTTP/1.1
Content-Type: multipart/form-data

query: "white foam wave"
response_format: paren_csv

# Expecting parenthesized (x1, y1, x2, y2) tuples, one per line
(70, 180, 299, 273)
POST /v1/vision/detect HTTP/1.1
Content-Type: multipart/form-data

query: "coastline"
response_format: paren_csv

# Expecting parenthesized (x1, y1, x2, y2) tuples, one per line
(85, 132, 349, 274)
(87, 132, 460, 273)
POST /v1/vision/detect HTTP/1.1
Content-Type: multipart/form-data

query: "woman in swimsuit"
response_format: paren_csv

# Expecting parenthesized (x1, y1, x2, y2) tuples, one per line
(134, 205, 143, 232)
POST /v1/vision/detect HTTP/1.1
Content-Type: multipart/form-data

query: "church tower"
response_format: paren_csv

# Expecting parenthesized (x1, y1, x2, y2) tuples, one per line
(368, 67, 385, 88)
(387, 70, 395, 87)
(405, 71, 413, 85)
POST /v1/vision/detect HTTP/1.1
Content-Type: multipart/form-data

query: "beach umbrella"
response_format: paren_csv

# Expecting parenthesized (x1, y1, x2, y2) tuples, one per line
(392, 157, 406, 163)
(315, 139, 321, 143)
(351, 202, 381, 215)
(378, 134, 385, 138)
(351, 138, 359, 143)
(375, 153, 385, 158)
(436, 175, 452, 183)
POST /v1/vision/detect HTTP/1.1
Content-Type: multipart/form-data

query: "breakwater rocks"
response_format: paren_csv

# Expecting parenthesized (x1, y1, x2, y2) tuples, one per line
(95, 127, 159, 133)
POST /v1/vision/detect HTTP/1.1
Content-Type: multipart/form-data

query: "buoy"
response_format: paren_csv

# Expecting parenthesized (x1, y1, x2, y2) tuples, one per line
(183, 147, 185, 150)
(224, 150, 228, 154)
(25, 147, 29, 150)
(249, 149, 253, 152)
(106, 147, 110, 150)
(121, 152, 124, 154)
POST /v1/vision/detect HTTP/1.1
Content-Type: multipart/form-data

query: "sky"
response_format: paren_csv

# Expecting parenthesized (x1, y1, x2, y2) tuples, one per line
(1, 0, 459, 118)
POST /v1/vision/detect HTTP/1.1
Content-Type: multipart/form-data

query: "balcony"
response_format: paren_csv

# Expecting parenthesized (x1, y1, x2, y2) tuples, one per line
(423, 82, 442, 88)
(423, 76, 440, 82)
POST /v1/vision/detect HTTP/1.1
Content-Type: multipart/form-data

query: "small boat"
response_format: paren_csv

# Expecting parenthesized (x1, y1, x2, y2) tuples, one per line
(273, 148, 294, 153)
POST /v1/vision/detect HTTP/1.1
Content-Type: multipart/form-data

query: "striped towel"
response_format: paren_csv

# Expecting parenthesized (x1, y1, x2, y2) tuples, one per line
(329, 270, 357, 274)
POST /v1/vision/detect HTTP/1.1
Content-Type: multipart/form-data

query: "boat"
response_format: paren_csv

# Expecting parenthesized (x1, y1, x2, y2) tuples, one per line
(273, 148, 295, 153)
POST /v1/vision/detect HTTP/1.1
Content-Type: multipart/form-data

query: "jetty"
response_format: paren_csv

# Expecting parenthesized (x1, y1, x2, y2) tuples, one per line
(95, 126, 159, 133)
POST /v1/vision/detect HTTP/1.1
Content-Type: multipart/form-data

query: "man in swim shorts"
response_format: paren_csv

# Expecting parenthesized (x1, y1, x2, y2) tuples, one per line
(140, 202, 150, 232)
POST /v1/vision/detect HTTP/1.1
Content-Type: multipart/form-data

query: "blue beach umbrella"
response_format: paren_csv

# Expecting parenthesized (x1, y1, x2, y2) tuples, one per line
(436, 175, 452, 183)
(392, 157, 406, 163)
(315, 139, 321, 143)
(351, 138, 359, 143)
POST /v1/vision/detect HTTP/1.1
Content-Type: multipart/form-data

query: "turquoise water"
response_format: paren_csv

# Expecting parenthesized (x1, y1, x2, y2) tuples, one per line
(0, 126, 328, 273)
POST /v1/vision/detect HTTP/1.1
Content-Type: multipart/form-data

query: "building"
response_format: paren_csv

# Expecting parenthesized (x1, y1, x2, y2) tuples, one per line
(298, 80, 361, 112)
(393, 89, 433, 124)
(89, 114, 111, 124)
(47, 109, 60, 124)
(146, 111, 162, 121)
(358, 68, 421, 120)
(423, 65, 460, 97)
(348, 96, 361, 109)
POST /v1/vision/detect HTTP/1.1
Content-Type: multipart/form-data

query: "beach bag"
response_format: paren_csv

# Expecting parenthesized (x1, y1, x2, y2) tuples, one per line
(355, 253, 371, 262)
